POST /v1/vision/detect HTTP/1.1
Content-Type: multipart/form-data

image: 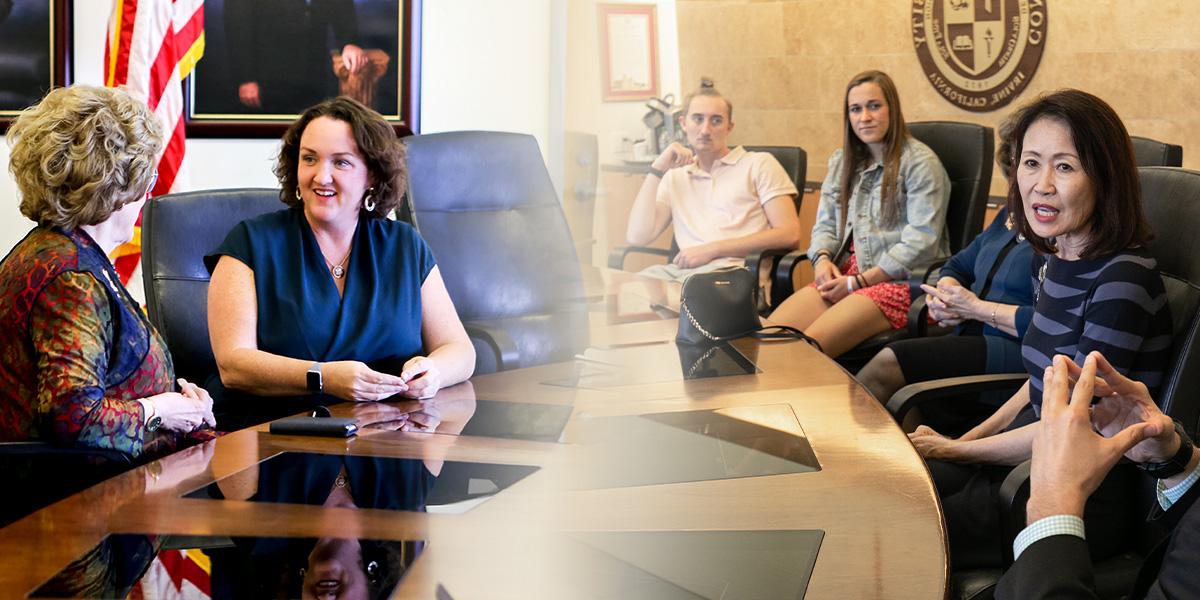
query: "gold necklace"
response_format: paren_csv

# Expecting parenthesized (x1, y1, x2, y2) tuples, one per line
(323, 247, 352, 279)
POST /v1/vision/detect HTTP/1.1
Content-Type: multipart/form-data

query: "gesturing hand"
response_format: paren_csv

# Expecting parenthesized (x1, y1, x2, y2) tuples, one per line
(400, 356, 443, 399)
(341, 43, 366, 74)
(921, 277, 978, 326)
(1027, 354, 1167, 521)
(1068, 351, 1178, 465)
(323, 361, 408, 402)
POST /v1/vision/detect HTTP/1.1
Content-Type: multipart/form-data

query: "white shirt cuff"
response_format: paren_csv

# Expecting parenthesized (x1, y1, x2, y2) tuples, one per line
(1013, 514, 1086, 560)
(1158, 457, 1200, 511)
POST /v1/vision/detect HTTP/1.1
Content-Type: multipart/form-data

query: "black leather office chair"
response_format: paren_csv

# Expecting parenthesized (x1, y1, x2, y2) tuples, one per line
(404, 131, 589, 375)
(1132, 136, 1184, 168)
(891, 167, 1200, 600)
(141, 189, 283, 385)
(607, 145, 806, 308)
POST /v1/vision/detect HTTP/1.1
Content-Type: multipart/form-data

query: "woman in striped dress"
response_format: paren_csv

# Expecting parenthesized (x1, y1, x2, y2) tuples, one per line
(908, 89, 1173, 570)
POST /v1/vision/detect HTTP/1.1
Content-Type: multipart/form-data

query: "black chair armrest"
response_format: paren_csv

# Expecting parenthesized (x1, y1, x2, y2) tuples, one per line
(607, 245, 673, 270)
(464, 323, 521, 372)
(747, 247, 801, 309)
(906, 294, 931, 337)
(772, 251, 811, 302)
(998, 459, 1033, 566)
(0, 441, 133, 465)
(887, 373, 1028, 421)
(911, 258, 948, 287)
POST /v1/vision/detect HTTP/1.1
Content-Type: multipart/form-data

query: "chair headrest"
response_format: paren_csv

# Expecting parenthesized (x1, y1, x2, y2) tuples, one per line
(404, 131, 559, 213)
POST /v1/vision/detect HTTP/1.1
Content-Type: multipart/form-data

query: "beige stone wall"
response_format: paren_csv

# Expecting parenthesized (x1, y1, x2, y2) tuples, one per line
(676, 0, 1200, 195)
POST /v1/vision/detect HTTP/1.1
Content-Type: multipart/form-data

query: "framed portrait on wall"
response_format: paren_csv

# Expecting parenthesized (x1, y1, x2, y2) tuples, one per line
(0, 0, 71, 132)
(599, 3, 658, 102)
(185, 0, 420, 137)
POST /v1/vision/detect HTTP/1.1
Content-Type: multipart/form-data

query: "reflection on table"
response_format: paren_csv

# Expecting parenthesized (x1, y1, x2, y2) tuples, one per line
(0, 267, 946, 599)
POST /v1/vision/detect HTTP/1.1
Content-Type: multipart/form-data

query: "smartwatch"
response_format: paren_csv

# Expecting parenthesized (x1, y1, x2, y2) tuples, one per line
(306, 362, 324, 394)
(647, 166, 666, 179)
(1138, 421, 1194, 479)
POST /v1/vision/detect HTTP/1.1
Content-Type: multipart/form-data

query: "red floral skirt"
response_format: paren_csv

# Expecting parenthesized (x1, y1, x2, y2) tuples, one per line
(810, 250, 911, 329)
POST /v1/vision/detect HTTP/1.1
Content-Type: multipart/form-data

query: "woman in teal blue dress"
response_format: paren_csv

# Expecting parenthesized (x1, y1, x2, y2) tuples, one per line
(206, 97, 474, 427)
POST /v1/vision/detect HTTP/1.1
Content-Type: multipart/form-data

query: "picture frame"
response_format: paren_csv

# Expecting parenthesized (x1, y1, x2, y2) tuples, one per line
(184, 0, 420, 137)
(598, 3, 659, 102)
(0, 0, 72, 133)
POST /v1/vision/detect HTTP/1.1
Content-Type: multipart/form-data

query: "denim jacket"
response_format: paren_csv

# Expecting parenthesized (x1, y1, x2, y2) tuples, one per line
(807, 138, 950, 278)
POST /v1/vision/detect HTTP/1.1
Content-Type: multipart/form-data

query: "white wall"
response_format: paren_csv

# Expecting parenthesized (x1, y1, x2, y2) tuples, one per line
(0, 0, 559, 255)
(566, 0, 681, 162)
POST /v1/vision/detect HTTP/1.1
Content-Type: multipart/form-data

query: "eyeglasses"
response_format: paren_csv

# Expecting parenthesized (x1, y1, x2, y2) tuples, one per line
(145, 169, 159, 198)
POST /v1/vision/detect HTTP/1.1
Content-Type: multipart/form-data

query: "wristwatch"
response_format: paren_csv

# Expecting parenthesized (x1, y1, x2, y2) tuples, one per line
(647, 166, 666, 179)
(306, 362, 324, 394)
(1138, 420, 1194, 479)
(144, 403, 162, 433)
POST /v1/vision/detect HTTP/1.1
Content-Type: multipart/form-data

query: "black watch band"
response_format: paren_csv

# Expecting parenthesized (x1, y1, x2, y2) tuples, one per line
(647, 166, 666, 179)
(1138, 421, 1194, 479)
(306, 362, 324, 394)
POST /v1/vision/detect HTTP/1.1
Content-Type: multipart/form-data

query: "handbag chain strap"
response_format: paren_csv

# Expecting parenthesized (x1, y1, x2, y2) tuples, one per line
(686, 345, 721, 378)
(680, 299, 720, 341)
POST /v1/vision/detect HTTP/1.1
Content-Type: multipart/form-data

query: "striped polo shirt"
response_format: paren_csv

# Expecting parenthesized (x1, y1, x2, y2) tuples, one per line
(1022, 247, 1173, 413)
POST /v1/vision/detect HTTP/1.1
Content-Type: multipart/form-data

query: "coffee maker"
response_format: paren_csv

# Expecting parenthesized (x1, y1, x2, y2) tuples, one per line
(642, 93, 684, 156)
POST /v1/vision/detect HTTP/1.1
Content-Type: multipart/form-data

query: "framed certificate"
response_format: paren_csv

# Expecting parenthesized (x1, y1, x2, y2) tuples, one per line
(599, 4, 659, 102)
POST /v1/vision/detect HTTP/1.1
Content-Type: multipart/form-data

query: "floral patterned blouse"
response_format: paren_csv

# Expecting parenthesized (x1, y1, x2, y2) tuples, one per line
(0, 227, 206, 458)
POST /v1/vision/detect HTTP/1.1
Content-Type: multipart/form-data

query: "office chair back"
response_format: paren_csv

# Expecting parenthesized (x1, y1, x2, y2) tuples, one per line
(1139, 167, 1200, 434)
(404, 131, 589, 373)
(836, 123, 993, 371)
(908, 121, 994, 254)
(743, 145, 808, 195)
(142, 189, 283, 384)
(1132, 136, 1184, 168)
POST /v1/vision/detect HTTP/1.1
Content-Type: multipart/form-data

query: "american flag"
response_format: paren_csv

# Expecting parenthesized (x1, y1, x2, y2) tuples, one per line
(104, 0, 205, 289)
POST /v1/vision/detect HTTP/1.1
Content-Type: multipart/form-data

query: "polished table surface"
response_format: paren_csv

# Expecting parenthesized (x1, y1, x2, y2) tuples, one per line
(0, 267, 948, 599)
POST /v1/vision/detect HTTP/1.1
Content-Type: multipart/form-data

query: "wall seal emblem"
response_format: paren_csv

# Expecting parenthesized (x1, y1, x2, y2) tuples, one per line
(912, 0, 1048, 112)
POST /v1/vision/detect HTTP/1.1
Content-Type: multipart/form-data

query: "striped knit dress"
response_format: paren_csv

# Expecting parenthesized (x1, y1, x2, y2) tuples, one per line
(1021, 247, 1173, 420)
(934, 246, 1173, 570)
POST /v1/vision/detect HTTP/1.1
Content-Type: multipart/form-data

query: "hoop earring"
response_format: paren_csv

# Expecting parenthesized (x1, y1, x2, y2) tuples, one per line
(295, 188, 302, 201)
(363, 188, 377, 212)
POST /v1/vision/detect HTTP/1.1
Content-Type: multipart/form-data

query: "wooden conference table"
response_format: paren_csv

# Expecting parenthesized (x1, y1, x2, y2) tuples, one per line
(0, 268, 947, 599)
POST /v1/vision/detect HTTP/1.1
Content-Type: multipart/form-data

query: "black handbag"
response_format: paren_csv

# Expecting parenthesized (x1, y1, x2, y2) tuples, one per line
(675, 267, 822, 351)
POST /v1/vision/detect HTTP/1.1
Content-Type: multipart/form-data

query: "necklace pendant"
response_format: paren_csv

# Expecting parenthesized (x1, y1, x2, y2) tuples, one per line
(335, 474, 347, 488)
(331, 265, 345, 279)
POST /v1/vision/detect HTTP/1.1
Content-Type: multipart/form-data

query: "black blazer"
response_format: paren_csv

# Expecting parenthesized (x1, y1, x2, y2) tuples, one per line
(997, 482, 1200, 599)
(223, 0, 359, 112)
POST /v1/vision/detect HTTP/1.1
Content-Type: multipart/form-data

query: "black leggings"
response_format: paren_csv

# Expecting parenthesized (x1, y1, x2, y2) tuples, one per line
(888, 335, 996, 436)
(930, 405, 1139, 570)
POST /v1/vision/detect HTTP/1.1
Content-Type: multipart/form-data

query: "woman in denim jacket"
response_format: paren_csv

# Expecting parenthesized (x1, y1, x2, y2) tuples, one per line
(770, 70, 950, 357)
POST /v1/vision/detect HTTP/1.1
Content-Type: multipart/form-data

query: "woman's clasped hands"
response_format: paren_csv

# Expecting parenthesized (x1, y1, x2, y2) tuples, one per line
(148, 378, 217, 433)
(921, 277, 982, 327)
(322, 356, 444, 403)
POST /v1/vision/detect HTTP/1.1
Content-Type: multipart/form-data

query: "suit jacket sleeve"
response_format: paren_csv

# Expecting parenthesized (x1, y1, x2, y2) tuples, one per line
(995, 534, 1098, 600)
(1146, 496, 1200, 599)
(224, 0, 257, 85)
